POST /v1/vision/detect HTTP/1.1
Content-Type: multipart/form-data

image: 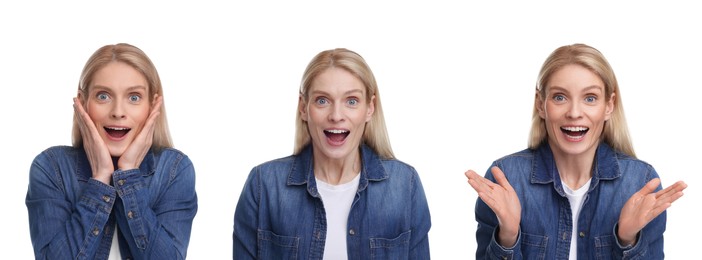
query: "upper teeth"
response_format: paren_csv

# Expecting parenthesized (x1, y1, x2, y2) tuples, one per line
(107, 127, 128, 130)
(327, 129, 347, 134)
(562, 126, 587, 131)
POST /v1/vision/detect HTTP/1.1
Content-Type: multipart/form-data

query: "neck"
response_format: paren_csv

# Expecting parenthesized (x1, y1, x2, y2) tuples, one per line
(551, 145, 597, 190)
(313, 149, 361, 186)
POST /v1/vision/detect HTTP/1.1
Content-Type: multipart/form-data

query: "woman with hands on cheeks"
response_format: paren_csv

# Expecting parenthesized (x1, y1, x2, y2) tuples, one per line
(464, 43, 687, 259)
(26, 43, 197, 260)
(233, 48, 431, 259)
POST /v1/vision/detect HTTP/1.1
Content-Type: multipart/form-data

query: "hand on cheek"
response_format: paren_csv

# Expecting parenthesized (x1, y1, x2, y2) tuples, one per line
(118, 95, 162, 170)
(74, 97, 114, 184)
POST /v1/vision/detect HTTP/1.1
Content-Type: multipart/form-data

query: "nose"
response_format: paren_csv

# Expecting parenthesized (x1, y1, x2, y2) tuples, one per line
(328, 103, 344, 122)
(111, 101, 126, 119)
(566, 101, 582, 119)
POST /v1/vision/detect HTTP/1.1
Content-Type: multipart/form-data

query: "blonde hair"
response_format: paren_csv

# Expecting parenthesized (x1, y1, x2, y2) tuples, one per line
(72, 43, 173, 150)
(528, 43, 635, 157)
(294, 48, 394, 159)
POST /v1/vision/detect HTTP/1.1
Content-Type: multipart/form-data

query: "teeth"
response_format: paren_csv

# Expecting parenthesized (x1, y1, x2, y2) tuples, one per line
(326, 129, 348, 134)
(562, 126, 588, 132)
(107, 127, 129, 130)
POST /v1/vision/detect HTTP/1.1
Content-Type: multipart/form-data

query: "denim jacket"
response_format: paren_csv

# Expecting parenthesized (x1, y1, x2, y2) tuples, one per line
(233, 144, 431, 259)
(26, 146, 198, 260)
(475, 142, 665, 260)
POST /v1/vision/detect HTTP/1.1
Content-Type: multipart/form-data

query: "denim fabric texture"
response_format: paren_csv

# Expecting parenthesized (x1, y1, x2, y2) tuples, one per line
(233, 144, 431, 259)
(475, 142, 665, 260)
(26, 146, 198, 260)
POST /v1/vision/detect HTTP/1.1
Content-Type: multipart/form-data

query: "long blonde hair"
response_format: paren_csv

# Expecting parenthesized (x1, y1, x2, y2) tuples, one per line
(528, 43, 635, 157)
(294, 48, 394, 159)
(72, 43, 173, 150)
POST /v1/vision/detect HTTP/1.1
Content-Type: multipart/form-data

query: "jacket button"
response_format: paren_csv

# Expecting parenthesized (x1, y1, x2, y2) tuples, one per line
(92, 227, 100, 236)
(348, 229, 355, 236)
(579, 231, 585, 237)
(117, 179, 126, 186)
(127, 211, 134, 219)
(102, 195, 110, 202)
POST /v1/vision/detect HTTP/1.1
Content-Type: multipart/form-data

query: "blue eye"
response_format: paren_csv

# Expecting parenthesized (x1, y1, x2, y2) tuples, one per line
(96, 92, 109, 101)
(553, 95, 565, 102)
(129, 95, 141, 103)
(315, 97, 328, 105)
(585, 96, 596, 103)
(347, 98, 359, 106)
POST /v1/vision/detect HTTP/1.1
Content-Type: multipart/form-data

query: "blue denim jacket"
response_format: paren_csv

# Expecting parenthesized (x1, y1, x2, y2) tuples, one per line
(233, 144, 431, 259)
(475, 142, 665, 259)
(26, 146, 198, 260)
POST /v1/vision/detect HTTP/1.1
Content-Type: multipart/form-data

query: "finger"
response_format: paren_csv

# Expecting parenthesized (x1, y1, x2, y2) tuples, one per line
(150, 94, 163, 117)
(476, 191, 500, 211)
(664, 181, 688, 194)
(466, 169, 496, 187)
(655, 188, 686, 206)
(491, 166, 514, 192)
(73, 98, 93, 139)
(647, 202, 672, 222)
(673, 181, 688, 191)
(637, 178, 660, 197)
(465, 170, 483, 181)
(474, 185, 502, 211)
(466, 172, 493, 193)
(141, 95, 162, 135)
(654, 180, 687, 201)
(649, 183, 686, 216)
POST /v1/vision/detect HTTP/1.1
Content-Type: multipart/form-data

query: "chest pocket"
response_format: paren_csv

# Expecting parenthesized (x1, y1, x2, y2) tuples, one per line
(369, 230, 411, 260)
(257, 229, 300, 260)
(521, 232, 548, 260)
(594, 234, 616, 260)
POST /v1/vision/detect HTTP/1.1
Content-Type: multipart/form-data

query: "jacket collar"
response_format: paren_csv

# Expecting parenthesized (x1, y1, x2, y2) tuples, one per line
(532, 141, 621, 186)
(287, 144, 388, 194)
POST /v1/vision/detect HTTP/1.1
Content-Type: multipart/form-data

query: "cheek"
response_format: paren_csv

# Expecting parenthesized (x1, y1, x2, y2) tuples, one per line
(86, 103, 104, 122)
(307, 107, 324, 122)
(132, 106, 151, 125)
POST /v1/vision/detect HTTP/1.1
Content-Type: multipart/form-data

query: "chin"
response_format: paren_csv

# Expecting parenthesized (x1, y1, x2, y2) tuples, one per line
(107, 147, 127, 157)
(322, 147, 353, 159)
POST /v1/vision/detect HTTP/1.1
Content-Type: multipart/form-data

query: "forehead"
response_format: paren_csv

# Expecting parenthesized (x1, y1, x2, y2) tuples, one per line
(309, 67, 366, 94)
(546, 64, 604, 92)
(90, 61, 149, 91)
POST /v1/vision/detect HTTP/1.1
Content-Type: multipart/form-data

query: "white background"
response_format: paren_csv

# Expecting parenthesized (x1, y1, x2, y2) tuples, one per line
(2, 1, 699, 259)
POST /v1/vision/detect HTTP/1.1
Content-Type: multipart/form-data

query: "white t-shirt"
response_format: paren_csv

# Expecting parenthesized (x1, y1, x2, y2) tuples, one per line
(563, 179, 591, 260)
(108, 224, 121, 260)
(316, 174, 360, 260)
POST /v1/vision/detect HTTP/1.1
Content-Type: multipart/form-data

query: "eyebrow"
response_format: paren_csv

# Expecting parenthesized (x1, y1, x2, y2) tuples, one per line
(548, 85, 604, 93)
(310, 88, 365, 96)
(91, 85, 148, 92)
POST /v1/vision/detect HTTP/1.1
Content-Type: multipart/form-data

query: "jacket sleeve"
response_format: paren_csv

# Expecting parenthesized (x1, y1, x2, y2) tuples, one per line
(233, 166, 260, 259)
(113, 153, 198, 260)
(614, 166, 665, 260)
(409, 170, 431, 259)
(26, 150, 117, 260)
(475, 162, 523, 260)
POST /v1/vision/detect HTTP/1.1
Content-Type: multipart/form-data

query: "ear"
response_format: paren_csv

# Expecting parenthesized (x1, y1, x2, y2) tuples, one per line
(535, 90, 546, 119)
(298, 94, 308, 122)
(366, 95, 376, 122)
(604, 92, 615, 121)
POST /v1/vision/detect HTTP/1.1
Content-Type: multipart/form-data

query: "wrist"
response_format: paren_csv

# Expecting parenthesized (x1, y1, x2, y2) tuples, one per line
(497, 226, 518, 248)
(616, 224, 638, 248)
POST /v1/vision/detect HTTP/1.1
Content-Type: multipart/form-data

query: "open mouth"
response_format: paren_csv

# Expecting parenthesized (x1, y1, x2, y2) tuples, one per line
(324, 129, 350, 142)
(105, 127, 131, 138)
(560, 126, 588, 138)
